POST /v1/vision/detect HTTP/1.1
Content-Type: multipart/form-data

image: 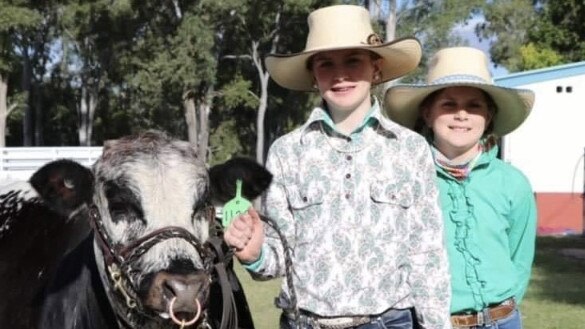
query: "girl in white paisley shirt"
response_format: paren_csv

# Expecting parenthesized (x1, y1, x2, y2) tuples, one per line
(224, 5, 451, 329)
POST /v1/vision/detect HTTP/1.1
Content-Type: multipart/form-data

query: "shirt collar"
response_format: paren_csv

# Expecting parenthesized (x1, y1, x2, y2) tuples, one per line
(300, 97, 399, 140)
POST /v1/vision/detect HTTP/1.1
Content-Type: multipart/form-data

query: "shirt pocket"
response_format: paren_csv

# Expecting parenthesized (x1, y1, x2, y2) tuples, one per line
(286, 182, 326, 210)
(370, 179, 415, 208)
(285, 182, 327, 246)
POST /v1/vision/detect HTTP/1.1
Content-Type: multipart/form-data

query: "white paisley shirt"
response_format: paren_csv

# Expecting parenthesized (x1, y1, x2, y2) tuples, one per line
(249, 101, 451, 329)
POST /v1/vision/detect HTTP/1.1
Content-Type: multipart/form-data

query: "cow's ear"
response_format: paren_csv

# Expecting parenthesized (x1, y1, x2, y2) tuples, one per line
(29, 159, 94, 217)
(209, 157, 272, 203)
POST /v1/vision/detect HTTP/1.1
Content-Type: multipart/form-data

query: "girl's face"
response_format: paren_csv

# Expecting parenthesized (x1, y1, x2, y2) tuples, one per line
(311, 49, 381, 115)
(422, 86, 493, 159)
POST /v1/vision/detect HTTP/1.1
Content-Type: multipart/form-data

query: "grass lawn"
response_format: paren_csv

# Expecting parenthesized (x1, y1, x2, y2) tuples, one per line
(520, 236, 585, 329)
(236, 236, 585, 329)
(235, 264, 281, 329)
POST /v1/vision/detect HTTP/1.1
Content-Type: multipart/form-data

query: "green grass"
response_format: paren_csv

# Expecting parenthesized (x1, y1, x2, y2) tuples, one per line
(235, 263, 281, 329)
(236, 236, 585, 329)
(521, 236, 585, 329)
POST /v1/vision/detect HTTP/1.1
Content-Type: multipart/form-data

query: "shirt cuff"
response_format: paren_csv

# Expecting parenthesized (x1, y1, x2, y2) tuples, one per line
(241, 247, 264, 272)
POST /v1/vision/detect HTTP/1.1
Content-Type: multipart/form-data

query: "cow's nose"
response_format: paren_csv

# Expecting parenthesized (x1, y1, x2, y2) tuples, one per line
(145, 272, 210, 315)
(163, 275, 204, 312)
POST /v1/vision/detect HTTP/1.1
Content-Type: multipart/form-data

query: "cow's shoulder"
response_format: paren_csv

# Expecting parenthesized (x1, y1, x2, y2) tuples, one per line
(39, 234, 117, 329)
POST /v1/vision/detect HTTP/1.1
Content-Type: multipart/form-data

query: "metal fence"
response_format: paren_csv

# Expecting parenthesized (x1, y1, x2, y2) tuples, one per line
(0, 147, 103, 182)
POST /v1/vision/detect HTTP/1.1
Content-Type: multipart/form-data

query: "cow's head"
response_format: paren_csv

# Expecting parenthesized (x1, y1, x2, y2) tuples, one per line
(90, 131, 271, 327)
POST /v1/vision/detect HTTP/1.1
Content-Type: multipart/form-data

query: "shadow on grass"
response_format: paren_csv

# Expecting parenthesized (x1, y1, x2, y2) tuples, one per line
(529, 236, 585, 305)
(234, 263, 282, 329)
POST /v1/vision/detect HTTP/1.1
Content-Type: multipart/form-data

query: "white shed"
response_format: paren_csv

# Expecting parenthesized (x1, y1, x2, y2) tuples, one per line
(495, 62, 585, 235)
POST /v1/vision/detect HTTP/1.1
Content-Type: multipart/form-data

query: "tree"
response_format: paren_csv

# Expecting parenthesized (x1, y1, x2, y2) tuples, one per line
(59, 2, 103, 146)
(518, 43, 563, 71)
(478, 1, 585, 72)
(106, 1, 220, 161)
(0, 2, 43, 147)
(525, 1, 585, 64)
(365, 0, 487, 82)
(219, 0, 333, 165)
(477, 0, 538, 72)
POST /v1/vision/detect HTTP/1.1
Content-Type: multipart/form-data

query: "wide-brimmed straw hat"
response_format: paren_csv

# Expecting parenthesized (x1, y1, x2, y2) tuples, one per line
(265, 5, 422, 91)
(385, 47, 535, 136)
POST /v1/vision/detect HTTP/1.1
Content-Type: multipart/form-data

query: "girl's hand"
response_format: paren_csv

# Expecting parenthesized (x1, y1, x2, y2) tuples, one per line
(224, 207, 264, 264)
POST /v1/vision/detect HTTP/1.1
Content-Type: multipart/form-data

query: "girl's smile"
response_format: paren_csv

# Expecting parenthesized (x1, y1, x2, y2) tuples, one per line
(423, 86, 493, 161)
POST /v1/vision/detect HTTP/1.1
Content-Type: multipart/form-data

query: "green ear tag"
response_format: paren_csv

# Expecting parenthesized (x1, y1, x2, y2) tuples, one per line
(222, 179, 252, 227)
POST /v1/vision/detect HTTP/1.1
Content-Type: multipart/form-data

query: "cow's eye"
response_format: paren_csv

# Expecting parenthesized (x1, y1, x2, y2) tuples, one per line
(192, 202, 214, 223)
(109, 201, 144, 222)
(105, 182, 144, 223)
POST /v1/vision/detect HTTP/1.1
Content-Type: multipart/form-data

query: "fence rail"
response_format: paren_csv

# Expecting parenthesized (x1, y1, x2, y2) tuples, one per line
(0, 147, 103, 181)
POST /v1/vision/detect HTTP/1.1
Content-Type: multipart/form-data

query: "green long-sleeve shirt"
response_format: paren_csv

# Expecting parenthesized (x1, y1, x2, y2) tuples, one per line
(435, 145, 537, 314)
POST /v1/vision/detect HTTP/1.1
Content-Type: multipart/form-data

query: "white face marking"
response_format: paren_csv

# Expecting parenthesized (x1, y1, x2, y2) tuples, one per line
(92, 133, 212, 280)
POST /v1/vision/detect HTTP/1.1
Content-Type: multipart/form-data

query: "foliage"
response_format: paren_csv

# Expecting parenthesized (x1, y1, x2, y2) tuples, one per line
(10, 0, 578, 155)
(0, 2, 42, 73)
(518, 43, 563, 71)
(222, 77, 259, 110)
(393, 0, 487, 82)
(528, 1, 585, 64)
(481, 1, 585, 72)
(208, 119, 245, 166)
(478, 0, 537, 72)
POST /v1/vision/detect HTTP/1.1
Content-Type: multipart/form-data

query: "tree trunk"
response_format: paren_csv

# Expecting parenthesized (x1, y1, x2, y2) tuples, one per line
(22, 49, 33, 146)
(87, 88, 96, 146)
(77, 85, 97, 146)
(386, 0, 397, 41)
(0, 74, 8, 147)
(256, 74, 268, 165)
(197, 86, 213, 163)
(78, 87, 88, 146)
(252, 41, 269, 166)
(383, 0, 398, 90)
(34, 82, 43, 146)
(184, 94, 198, 147)
(367, 0, 380, 21)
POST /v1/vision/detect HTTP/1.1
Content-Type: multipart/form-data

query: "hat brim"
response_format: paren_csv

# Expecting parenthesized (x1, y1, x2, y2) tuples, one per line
(265, 37, 422, 91)
(385, 82, 535, 136)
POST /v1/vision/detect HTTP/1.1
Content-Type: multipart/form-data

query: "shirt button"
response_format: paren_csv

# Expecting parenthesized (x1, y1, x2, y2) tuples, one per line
(302, 196, 308, 202)
(345, 173, 351, 179)
(346, 155, 352, 161)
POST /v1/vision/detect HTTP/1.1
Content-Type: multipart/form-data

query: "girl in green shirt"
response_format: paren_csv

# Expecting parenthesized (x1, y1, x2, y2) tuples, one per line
(385, 46, 537, 329)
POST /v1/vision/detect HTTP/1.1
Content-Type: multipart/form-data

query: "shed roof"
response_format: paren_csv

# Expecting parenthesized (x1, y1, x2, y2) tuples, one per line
(494, 61, 585, 87)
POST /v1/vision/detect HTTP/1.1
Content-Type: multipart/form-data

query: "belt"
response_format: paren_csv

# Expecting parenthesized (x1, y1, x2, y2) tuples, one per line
(285, 310, 372, 329)
(451, 298, 516, 327)
(311, 316, 371, 329)
(286, 313, 371, 329)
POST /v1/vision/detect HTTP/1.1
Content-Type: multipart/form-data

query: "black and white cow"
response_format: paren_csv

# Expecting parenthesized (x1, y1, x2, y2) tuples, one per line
(0, 131, 272, 329)
(0, 159, 94, 329)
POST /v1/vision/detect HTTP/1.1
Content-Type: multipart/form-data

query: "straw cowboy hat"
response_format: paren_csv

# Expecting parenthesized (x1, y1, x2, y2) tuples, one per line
(264, 5, 422, 91)
(385, 47, 535, 136)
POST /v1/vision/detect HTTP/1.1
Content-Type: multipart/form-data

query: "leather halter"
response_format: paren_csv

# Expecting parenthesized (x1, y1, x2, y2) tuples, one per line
(88, 204, 238, 329)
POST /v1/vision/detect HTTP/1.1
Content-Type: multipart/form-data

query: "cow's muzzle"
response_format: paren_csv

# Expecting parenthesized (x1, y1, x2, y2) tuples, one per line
(145, 271, 210, 318)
